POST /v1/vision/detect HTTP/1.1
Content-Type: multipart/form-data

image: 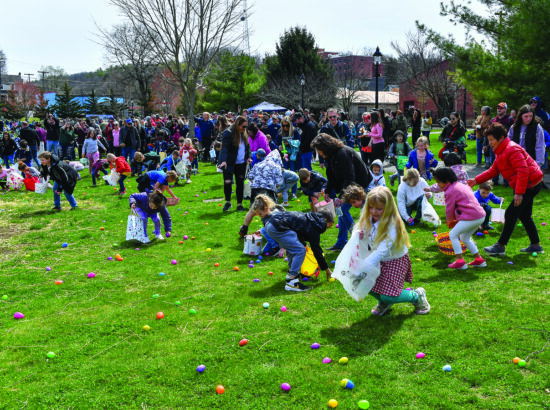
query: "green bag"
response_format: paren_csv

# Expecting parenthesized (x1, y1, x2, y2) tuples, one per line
(397, 156, 408, 170)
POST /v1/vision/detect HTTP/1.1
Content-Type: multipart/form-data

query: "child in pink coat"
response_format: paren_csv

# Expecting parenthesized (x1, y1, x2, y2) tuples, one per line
(432, 167, 486, 270)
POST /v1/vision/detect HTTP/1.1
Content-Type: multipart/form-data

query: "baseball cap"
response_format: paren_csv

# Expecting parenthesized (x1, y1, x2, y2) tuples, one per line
(256, 149, 266, 159)
(126, 119, 133, 124)
(497, 102, 507, 109)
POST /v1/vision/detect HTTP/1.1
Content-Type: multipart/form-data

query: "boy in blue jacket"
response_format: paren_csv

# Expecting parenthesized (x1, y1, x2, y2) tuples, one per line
(474, 181, 503, 231)
(129, 191, 172, 241)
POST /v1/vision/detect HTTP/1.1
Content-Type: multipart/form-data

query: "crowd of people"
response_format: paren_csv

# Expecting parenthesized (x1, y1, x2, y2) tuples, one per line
(0, 95, 547, 314)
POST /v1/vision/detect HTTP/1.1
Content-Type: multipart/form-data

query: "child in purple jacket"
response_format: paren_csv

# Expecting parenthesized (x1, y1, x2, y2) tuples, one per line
(91, 159, 110, 187)
(129, 191, 172, 241)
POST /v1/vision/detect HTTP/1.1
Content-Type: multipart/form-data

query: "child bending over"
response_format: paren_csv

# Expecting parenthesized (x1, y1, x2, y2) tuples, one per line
(474, 181, 503, 231)
(91, 159, 110, 187)
(106, 153, 131, 195)
(136, 170, 177, 198)
(341, 183, 366, 209)
(129, 190, 172, 241)
(397, 168, 429, 225)
(298, 168, 327, 212)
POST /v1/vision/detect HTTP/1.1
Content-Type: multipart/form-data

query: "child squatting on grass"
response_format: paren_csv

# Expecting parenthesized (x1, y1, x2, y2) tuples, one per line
(129, 190, 172, 241)
(356, 186, 430, 316)
(397, 168, 429, 225)
(254, 194, 334, 291)
(432, 167, 487, 270)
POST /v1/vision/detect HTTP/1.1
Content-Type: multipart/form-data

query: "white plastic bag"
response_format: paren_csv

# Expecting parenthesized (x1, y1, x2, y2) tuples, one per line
(243, 234, 262, 255)
(103, 169, 119, 186)
(126, 210, 150, 243)
(243, 179, 251, 200)
(491, 202, 505, 224)
(422, 196, 441, 227)
(332, 231, 381, 302)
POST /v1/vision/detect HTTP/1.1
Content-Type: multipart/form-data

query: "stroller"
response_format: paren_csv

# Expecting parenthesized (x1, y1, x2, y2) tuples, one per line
(440, 140, 467, 163)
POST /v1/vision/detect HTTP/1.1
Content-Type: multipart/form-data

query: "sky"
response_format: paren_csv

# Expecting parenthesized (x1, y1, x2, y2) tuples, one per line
(1, 0, 489, 77)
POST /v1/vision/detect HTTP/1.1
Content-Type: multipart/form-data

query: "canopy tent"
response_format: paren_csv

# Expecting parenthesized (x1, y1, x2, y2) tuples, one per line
(247, 101, 287, 112)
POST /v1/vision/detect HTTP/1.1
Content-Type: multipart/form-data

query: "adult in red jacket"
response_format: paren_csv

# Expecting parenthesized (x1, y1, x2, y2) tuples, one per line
(468, 123, 543, 256)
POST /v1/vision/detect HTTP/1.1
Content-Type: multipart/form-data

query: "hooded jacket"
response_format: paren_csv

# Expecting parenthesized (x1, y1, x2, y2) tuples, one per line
(531, 96, 549, 130)
(248, 130, 271, 155)
(129, 192, 172, 233)
(367, 159, 386, 191)
(268, 211, 329, 270)
(39, 155, 79, 194)
(248, 150, 283, 191)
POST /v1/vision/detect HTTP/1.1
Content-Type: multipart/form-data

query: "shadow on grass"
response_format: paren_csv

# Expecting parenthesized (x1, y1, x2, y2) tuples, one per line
(248, 279, 294, 298)
(19, 209, 63, 218)
(321, 312, 412, 358)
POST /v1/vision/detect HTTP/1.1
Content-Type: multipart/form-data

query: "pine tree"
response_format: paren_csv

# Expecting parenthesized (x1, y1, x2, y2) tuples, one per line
(84, 88, 102, 114)
(35, 89, 50, 120)
(1, 90, 26, 120)
(51, 82, 83, 118)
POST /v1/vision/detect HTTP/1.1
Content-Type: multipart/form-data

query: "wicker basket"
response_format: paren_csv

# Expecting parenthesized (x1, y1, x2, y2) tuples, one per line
(436, 232, 467, 255)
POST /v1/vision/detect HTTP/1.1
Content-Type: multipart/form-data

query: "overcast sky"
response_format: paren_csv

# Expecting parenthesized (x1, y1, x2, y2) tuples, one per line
(2, 0, 489, 77)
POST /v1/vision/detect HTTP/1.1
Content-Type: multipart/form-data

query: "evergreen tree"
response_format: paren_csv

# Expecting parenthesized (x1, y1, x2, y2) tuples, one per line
(84, 88, 102, 114)
(51, 82, 83, 118)
(34, 89, 50, 120)
(1, 90, 26, 120)
(101, 88, 127, 117)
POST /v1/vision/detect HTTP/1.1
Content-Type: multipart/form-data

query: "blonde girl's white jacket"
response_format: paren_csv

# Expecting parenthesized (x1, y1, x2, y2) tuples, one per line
(396, 177, 429, 221)
(358, 221, 408, 275)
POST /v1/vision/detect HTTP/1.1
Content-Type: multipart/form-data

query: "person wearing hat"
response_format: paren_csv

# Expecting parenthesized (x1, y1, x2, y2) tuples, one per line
(388, 130, 412, 186)
(530, 97, 549, 131)
(119, 119, 141, 173)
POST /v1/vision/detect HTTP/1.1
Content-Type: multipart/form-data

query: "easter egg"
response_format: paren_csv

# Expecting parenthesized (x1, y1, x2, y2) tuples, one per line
(416, 352, 425, 359)
(512, 357, 521, 364)
(322, 357, 331, 364)
(266, 253, 270, 256)
(442, 364, 452, 372)
(532, 252, 537, 257)
(268, 271, 273, 276)
(55, 280, 63, 285)
(107, 257, 113, 260)
(100, 227, 104, 230)
(248, 264, 254, 268)
(263, 302, 270, 309)
(1, 295, 7, 300)
(191, 237, 196, 240)
(476, 232, 483, 236)
(542, 222, 547, 226)
(165, 232, 171, 238)
(234, 266, 240, 271)
(518, 360, 526, 367)
(62, 242, 68, 248)
(253, 278, 260, 282)
(358, 399, 370, 409)
(284, 258, 288, 261)
(311, 343, 320, 349)
(411, 230, 416, 234)
(156, 312, 164, 319)
(281, 383, 291, 391)
(216, 385, 225, 394)
(340, 378, 354, 389)
(416, 258, 422, 262)
(249, 260, 254, 264)
(214, 263, 220, 267)
(14, 312, 24, 319)
(87, 272, 96, 278)
(206, 248, 212, 252)
(328, 399, 338, 408)
(46, 267, 51, 271)
(281, 306, 287, 312)
(239, 339, 248, 346)
(142, 325, 151, 331)
(205, 223, 209, 225)
(189, 308, 197, 314)
(196, 364, 206, 373)
(329, 278, 335, 282)
(483, 230, 489, 235)
(183, 235, 189, 240)
(171, 259, 177, 265)
(179, 240, 184, 244)
(335, 224, 339, 228)
(338, 357, 349, 364)
(175, 301, 181, 306)
(508, 261, 514, 265)
(152, 294, 160, 298)
(115, 254, 121, 259)
(135, 248, 140, 251)
(331, 260, 336, 264)
(256, 259, 261, 263)
(433, 234, 438, 238)
(159, 272, 165, 277)
(46, 352, 55, 359)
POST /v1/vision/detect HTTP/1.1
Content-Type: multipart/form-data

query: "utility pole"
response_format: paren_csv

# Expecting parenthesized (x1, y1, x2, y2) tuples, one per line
(24, 73, 34, 83)
(494, 10, 505, 57)
(38, 70, 49, 92)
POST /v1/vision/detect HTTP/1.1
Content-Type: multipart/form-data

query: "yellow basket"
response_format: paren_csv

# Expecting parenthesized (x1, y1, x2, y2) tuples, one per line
(436, 232, 467, 255)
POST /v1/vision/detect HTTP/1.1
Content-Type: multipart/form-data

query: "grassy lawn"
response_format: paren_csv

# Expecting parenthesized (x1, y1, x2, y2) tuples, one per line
(1, 134, 549, 408)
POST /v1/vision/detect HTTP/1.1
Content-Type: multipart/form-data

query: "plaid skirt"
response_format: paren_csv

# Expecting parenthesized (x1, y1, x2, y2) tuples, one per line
(371, 254, 413, 297)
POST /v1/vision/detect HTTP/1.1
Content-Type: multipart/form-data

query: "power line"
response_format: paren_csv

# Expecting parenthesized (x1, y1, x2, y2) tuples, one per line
(38, 70, 49, 92)
(24, 73, 34, 83)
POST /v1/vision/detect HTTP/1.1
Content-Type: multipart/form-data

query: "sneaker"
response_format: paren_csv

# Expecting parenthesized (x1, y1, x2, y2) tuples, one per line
(156, 234, 164, 240)
(519, 245, 544, 254)
(389, 174, 397, 187)
(51, 207, 61, 212)
(70, 206, 79, 211)
(238, 225, 249, 237)
(292, 194, 297, 200)
(468, 258, 487, 268)
(484, 243, 506, 256)
(236, 205, 246, 212)
(448, 260, 467, 270)
(475, 163, 482, 167)
(187, 179, 192, 184)
(327, 245, 344, 251)
(118, 190, 126, 196)
(371, 302, 392, 316)
(481, 224, 495, 231)
(222, 202, 232, 212)
(282, 202, 289, 207)
(285, 278, 310, 292)
(413, 287, 431, 315)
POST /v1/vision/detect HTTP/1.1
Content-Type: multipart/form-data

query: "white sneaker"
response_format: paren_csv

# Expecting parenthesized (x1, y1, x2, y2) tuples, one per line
(156, 234, 164, 240)
(187, 179, 192, 184)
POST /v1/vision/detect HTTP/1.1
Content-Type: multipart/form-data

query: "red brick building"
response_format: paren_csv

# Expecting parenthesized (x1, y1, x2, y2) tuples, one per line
(318, 49, 385, 79)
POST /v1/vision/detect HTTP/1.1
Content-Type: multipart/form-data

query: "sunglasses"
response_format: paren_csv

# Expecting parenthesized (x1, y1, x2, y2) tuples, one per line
(282, 124, 290, 128)
(328, 115, 338, 119)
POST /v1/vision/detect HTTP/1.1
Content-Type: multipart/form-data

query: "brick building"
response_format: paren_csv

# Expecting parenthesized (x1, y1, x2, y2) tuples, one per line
(318, 49, 385, 80)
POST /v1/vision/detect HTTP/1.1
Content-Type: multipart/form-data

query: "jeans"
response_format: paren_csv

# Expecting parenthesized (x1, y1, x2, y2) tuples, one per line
(2, 156, 13, 167)
(260, 227, 279, 254)
(47, 140, 60, 155)
(335, 203, 354, 248)
(192, 158, 199, 170)
(476, 138, 484, 164)
(301, 151, 313, 171)
(421, 130, 430, 144)
(92, 168, 108, 186)
(277, 170, 299, 202)
(118, 174, 127, 193)
(135, 207, 161, 237)
(405, 196, 423, 221)
(450, 217, 485, 255)
(499, 183, 541, 246)
(53, 181, 77, 208)
(60, 144, 74, 160)
(122, 147, 136, 172)
(482, 204, 492, 227)
(223, 162, 246, 203)
(28, 145, 39, 168)
(265, 222, 306, 277)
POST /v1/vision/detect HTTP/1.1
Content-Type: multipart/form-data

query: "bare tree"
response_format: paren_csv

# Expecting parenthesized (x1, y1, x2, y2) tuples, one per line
(99, 23, 159, 116)
(392, 29, 462, 119)
(333, 53, 371, 114)
(109, 0, 245, 135)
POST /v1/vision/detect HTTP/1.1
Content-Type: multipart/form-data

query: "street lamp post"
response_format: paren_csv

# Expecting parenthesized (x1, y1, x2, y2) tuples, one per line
(130, 100, 134, 117)
(300, 74, 305, 109)
(373, 46, 382, 110)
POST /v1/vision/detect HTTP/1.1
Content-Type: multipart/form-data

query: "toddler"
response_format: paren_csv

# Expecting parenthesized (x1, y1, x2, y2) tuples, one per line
(15, 140, 32, 167)
(389, 130, 412, 186)
(341, 183, 367, 209)
(367, 159, 386, 192)
(474, 181, 503, 231)
(397, 168, 430, 225)
(405, 136, 438, 180)
(91, 159, 110, 187)
(129, 190, 172, 241)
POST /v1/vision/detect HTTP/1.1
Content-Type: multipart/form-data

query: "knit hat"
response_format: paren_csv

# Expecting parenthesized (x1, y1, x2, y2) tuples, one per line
(256, 149, 266, 160)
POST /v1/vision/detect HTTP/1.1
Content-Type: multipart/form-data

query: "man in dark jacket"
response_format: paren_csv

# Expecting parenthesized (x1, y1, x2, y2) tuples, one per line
(294, 112, 318, 170)
(38, 151, 79, 211)
(119, 119, 140, 173)
(530, 96, 549, 131)
(19, 121, 40, 167)
(194, 112, 215, 161)
(320, 108, 354, 148)
(265, 209, 334, 291)
(44, 114, 60, 155)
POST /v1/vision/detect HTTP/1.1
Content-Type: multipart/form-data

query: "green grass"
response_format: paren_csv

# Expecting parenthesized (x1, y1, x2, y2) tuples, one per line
(1, 135, 549, 408)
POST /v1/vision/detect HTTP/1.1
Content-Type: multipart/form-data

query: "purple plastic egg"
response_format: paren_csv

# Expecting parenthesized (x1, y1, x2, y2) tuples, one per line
(311, 342, 320, 349)
(196, 364, 206, 373)
(87, 272, 96, 278)
(135, 248, 140, 251)
(416, 352, 426, 359)
(183, 235, 188, 240)
(253, 278, 260, 282)
(281, 306, 287, 312)
(322, 357, 331, 364)
(249, 260, 254, 264)
(284, 258, 288, 262)
(46, 267, 51, 271)
(165, 232, 171, 238)
(13, 312, 25, 319)
(266, 253, 270, 256)
(107, 257, 113, 260)
(508, 261, 514, 265)
(171, 259, 177, 265)
(281, 383, 291, 391)
(248, 264, 254, 268)
(195, 194, 199, 197)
